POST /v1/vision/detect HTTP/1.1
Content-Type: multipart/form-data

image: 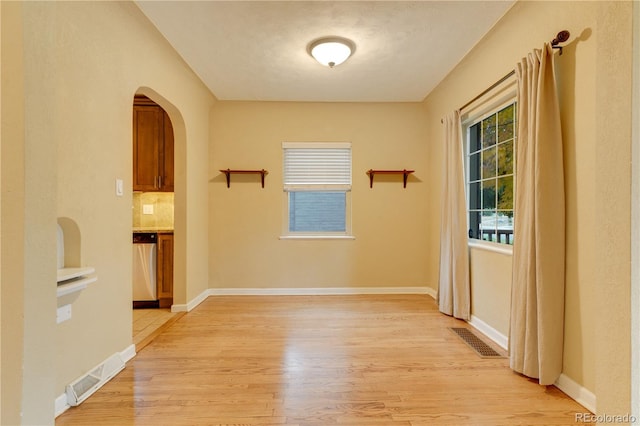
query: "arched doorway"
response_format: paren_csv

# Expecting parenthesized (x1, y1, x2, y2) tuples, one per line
(131, 88, 186, 347)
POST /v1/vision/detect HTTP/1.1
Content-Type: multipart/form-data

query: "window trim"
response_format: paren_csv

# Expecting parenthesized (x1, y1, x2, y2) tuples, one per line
(279, 235, 356, 241)
(462, 77, 517, 250)
(281, 142, 353, 238)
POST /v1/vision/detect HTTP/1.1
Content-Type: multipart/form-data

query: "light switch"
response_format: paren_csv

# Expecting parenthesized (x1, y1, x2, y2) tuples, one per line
(115, 179, 124, 196)
(143, 204, 154, 215)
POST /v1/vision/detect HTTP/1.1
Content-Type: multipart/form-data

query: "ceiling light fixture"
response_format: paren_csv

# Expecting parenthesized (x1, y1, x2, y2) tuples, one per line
(308, 37, 355, 68)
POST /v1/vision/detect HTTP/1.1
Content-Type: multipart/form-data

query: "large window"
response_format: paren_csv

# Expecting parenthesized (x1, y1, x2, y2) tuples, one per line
(282, 142, 352, 237)
(466, 102, 516, 245)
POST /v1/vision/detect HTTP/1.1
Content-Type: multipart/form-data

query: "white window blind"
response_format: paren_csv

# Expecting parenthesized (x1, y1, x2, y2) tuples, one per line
(282, 142, 352, 235)
(283, 142, 351, 190)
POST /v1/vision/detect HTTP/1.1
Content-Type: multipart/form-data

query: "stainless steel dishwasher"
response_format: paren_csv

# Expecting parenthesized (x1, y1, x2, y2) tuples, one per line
(132, 232, 158, 309)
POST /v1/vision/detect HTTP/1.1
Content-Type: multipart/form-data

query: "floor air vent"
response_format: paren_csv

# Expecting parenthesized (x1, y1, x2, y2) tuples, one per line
(65, 353, 125, 406)
(449, 327, 505, 358)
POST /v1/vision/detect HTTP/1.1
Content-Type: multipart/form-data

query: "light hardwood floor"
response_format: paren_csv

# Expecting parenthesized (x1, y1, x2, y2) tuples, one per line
(57, 295, 586, 425)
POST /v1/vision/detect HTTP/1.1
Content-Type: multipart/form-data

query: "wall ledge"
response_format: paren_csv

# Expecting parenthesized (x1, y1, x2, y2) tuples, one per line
(468, 240, 513, 255)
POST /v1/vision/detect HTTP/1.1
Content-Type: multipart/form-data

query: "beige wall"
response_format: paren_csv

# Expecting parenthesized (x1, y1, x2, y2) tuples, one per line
(593, 1, 633, 416)
(423, 0, 633, 415)
(468, 247, 511, 337)
(209, 102, 430, 290)
(2, 3, 28, 424)
(1, 2, 215, 422)
(0, 2, 3, 420)
(632, 1, 640, 418)
(2, 3, 58, 423)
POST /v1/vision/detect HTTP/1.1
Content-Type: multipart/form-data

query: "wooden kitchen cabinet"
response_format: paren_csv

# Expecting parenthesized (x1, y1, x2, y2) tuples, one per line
(161, 108, 174, 191)
(133, 96, 174, 192)
(157, 233, 173, 309)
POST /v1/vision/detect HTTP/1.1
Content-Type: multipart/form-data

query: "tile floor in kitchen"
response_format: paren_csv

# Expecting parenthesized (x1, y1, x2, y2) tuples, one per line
(132, 308, 181, 350)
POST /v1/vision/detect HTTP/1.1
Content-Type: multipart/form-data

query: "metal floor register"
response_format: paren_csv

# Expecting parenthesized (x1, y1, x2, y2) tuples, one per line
(449, 327, 505, 358)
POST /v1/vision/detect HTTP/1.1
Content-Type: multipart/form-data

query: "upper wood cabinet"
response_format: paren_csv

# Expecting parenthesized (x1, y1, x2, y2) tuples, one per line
(133, 96, 174, 192)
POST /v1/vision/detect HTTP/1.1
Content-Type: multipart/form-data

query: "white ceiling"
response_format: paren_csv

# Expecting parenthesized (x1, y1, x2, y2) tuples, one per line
(136, 1, 514, 102)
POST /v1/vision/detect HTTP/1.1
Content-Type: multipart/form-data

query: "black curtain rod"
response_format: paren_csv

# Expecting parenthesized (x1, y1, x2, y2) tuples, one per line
(440, 30, 570, 123)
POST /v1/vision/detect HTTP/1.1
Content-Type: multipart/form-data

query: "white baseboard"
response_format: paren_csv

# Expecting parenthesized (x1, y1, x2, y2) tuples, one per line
(171, 288, 212, 312)
(469, 315, 508, 350)
(208, 286, 433, 296)
(54, 393, 69, 418)
(55, 344, 135, 418)
(554, 373, 596, 413)
(424, 286, 437, 299)
(120, 344, 136, 363)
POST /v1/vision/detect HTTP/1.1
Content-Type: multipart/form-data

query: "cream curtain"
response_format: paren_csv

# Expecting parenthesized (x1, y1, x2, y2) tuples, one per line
(438, 111, 470, 321)
(509, 44, 565, 385)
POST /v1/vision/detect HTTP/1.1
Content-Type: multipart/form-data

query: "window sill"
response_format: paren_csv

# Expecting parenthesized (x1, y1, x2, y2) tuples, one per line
(279, 235, 355, 240)
(468, 240, 513, 256)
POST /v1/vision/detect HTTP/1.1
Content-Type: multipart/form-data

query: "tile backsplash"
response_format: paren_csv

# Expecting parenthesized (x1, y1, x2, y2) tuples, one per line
(133, 192, 174, 229)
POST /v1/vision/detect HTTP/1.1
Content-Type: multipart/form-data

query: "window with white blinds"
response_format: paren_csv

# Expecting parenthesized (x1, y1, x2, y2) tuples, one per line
(283, 142, 352, 190)
(282, 142, 352, 236)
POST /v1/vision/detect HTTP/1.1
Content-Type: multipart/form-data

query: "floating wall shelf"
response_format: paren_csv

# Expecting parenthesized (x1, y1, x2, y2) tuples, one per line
(366, 169, 415, 188)
(220, 169, 268, 188)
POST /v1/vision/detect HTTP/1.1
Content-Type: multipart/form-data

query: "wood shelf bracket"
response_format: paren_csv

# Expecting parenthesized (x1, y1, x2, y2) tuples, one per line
(220, 169, 268, 188)
(366, 169, 415, 188)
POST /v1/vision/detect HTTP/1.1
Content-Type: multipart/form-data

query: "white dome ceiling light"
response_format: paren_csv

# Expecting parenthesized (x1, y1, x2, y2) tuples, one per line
(308, 37, 355, 68)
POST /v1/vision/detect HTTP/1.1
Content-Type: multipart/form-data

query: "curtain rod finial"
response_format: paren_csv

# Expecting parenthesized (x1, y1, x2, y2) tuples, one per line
(551, 30, 570, 47)
(551, 30, 570, 55)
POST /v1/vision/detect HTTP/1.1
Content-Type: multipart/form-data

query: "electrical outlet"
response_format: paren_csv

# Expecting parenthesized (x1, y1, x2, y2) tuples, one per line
(143, 204, 154, 215)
